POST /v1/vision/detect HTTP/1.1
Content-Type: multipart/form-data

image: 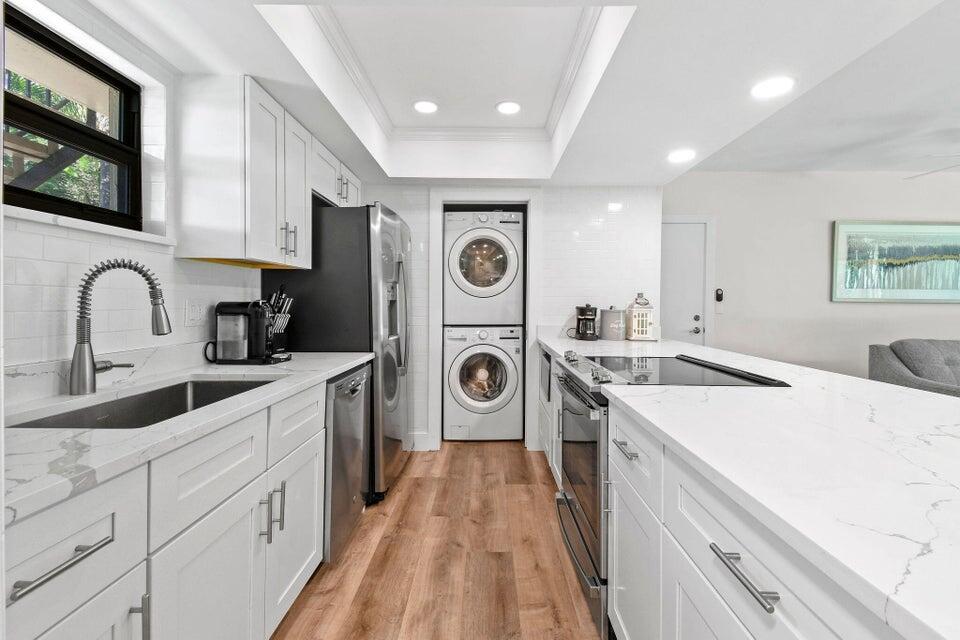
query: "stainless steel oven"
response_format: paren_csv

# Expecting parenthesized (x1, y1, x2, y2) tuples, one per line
(555, 371, 608, 639)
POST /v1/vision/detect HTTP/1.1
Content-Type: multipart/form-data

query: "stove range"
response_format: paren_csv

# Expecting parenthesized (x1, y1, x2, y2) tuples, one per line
(560, 351, 789, 390)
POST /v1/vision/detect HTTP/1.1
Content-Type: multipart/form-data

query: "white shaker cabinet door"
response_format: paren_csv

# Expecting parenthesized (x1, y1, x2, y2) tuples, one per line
(310, 135, 340, 205)
(608, 462, 661, 640)
(662, 533, 755, 640)
(264, 432, 325, 636)
(244, 76, 285, 264)
(150, 476, 269, 640)
(37, 563, 147, 640)
(283, 112, 312, 269)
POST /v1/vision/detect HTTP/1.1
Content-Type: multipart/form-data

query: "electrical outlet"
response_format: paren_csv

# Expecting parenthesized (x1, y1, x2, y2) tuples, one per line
(184, 300, 207, 327)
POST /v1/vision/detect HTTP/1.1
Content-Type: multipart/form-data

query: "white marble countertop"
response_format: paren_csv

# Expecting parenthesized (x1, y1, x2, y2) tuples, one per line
(4, 352, 373, 528)
(537, 328, 960, 640)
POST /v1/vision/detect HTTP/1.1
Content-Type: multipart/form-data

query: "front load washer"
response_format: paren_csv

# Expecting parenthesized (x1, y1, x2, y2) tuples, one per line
(444, 326, 523, 440)
(444, 210, 524, 325)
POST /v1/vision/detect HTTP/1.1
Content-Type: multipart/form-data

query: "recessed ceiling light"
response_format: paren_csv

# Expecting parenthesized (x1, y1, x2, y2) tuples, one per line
(496, 101, 521, 115)
(667, 148, 697, 164)
(750, 76, 796, 100)
(413, 100, 438, 114)
(607, 202, 624, 213)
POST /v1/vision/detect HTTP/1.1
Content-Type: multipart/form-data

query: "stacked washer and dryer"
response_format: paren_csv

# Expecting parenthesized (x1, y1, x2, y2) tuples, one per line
(443, 209, 525, 440)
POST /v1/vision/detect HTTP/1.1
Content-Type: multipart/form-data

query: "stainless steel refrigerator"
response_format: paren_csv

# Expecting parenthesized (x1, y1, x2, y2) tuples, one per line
(262, 200, 411, 502)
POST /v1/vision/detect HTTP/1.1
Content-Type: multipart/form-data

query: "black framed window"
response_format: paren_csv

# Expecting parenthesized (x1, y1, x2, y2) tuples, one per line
(3, 5, 142, 230)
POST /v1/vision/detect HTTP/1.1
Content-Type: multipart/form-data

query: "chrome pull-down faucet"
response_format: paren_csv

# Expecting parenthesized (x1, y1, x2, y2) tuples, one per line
(69, 258, 172, 395)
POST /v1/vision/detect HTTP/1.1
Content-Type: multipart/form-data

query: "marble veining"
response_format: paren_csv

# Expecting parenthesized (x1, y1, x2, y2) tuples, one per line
(537, 327, 960, 640)
(4, 351, 374, 528)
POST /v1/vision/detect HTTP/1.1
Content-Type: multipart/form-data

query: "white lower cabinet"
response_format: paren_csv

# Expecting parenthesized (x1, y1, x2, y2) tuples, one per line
(264, 432, 325, 635)
(150, 476, 269, 640)
(36, 563, 147, 640)
(549, 360, 563, 486)
(662, 533, 754, 640)
(607, 462, 661, 640)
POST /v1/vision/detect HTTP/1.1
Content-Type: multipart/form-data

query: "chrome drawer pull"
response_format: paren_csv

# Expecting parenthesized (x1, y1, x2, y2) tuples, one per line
(130, 593, 151, 640)
(9, 530, 114, 602)
(710, 542, 781, 614)
(277, 481, 287, 531)
(260, 490, 278, 544)
(612, 438, 639, 461)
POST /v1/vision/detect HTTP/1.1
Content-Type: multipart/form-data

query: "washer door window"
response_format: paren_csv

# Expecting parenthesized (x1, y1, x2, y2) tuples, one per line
(449, 344, 518, 414)
(449, 228, 519, 298)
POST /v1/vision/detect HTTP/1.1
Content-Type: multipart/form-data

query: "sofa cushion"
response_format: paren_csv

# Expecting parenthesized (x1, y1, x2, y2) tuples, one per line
(890, 339, 960, 385)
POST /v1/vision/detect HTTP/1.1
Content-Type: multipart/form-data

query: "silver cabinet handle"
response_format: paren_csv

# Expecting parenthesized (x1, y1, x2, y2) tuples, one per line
(277, 481, 287, 531)
(710, 542, 780, 614)
(130, 593, 151, 640)
(280, 221, 290, 255)
(612, 438, 639, 461)
(9, 528, 114, 602)
(259, 491, 276, 544)
(291, 226, 298, 257)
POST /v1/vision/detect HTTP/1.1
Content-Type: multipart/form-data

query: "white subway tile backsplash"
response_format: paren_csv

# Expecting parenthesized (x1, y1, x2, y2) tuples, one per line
(3, 218, 258, 366)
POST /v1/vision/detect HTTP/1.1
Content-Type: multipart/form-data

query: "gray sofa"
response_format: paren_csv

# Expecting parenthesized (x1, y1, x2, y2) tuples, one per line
(869, 339, 960, 397)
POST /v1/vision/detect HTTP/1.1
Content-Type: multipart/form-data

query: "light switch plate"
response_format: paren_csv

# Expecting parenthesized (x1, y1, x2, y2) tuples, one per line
(184, 300, 207, 327)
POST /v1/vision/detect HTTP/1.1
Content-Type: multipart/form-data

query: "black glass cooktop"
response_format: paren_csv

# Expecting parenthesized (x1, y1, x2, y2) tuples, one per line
(584, 355, 789, 387)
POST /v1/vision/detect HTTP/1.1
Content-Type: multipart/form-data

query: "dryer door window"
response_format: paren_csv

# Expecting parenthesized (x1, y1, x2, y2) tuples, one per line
(449, 344, 518, 414)
(448, 228, 519, 298)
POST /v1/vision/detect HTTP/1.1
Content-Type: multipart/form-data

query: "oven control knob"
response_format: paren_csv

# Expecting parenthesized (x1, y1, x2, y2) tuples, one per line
(477, 330, 489, 340)
(478, 213, 489, 223)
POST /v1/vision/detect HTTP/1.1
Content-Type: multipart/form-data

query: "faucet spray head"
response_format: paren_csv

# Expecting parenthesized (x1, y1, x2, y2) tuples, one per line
(151, 301, 172, 336)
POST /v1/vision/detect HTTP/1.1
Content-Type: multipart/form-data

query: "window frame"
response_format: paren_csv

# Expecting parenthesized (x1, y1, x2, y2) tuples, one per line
(3, 5, 142, 230)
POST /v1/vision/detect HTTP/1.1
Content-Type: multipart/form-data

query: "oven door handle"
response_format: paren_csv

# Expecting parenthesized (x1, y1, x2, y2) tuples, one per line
(555, 495, 602, 598)
(558, 375, 600, 420)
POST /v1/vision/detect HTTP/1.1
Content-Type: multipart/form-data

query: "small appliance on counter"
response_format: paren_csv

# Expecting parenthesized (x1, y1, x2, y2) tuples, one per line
(626, 292, 656, 341)
(204, 300, 292, 365)
(599, 306, 626, 341)
(567, 303, 599, 341)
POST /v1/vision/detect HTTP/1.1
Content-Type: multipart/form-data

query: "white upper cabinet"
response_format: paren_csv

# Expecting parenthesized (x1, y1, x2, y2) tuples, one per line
(310, 136, 341, 205)
(283, 112, 312, 269)
(245, 78, 286, 264)
(178, 75, 357, 268)
(338, 163, 362, 207)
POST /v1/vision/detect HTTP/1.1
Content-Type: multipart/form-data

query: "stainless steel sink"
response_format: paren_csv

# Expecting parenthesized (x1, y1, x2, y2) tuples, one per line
(10, 380, 274, 430)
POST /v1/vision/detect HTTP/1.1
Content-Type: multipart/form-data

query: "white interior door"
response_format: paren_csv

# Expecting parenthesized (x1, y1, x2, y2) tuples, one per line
(661, 221, 707, 344)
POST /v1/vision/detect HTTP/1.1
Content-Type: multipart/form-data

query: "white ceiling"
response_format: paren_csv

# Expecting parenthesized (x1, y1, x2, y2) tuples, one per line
(696, 0, 960, 174)
(78, 0, 950, 184)
(330, 5, 585, 130)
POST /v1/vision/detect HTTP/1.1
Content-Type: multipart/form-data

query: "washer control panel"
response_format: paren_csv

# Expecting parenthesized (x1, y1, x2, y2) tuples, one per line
(444, 211, 524, 229)
(445, 326, 523, 345)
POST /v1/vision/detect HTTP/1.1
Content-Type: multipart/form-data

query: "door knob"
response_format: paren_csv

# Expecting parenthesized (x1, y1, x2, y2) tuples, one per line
(693, 314, 701, 321)
(690, 327, 702, 334)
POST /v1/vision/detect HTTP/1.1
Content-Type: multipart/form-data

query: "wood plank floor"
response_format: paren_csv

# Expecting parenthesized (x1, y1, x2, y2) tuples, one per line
(273, 442, 600, 640)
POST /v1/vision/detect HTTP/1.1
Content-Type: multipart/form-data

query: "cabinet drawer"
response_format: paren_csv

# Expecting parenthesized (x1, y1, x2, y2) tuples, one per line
(37, 562, 147, 640)
(268, 385, 325, 466)
(664, 451, 902, 640)
(150, 410, 268, 550)
(609, 404, 663, 517)
(6, 466, 148, 640)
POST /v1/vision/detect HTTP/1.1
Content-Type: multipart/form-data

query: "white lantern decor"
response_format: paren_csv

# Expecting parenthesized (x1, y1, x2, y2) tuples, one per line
(625, 292, 656, 341)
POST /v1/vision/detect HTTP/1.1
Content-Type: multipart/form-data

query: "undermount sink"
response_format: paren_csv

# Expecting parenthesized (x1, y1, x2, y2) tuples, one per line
(10, 380, 274, 430)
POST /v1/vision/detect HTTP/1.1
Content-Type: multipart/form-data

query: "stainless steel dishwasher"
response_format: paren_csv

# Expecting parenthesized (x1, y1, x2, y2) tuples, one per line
(324, 363, 371, 563)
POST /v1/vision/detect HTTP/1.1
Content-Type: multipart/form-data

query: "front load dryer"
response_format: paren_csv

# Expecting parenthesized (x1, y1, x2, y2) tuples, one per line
(443, 210, 524, 325)
(443, 326, 523, 440)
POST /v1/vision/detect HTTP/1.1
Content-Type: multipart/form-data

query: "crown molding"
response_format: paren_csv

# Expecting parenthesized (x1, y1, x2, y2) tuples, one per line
(392, 127, 550, 142)
(545, 6, 602, 136)
(308, 6, 395, 136)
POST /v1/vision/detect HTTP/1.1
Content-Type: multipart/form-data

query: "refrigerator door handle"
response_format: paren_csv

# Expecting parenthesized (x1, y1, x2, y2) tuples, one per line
(397, 258, 409, 376)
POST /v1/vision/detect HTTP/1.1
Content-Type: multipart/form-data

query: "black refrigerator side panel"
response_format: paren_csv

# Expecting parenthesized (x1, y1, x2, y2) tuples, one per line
(262, 203, 372, 351)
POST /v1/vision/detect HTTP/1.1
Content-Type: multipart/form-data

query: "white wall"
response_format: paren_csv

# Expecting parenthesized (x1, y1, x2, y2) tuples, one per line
(365, 183, 662, 448)
(663, 171, 960, 377)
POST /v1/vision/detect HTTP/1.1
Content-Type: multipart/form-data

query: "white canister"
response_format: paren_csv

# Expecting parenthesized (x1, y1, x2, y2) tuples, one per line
(599, 306, 626, 340)
(626, 292, 656, 341)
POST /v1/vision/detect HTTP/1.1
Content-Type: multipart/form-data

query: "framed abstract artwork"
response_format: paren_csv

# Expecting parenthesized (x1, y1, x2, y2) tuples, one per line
(832, 221, 960, 302)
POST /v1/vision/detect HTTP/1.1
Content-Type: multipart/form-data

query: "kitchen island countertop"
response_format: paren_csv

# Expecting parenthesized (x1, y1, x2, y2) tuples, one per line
(538, 328, 960, 640)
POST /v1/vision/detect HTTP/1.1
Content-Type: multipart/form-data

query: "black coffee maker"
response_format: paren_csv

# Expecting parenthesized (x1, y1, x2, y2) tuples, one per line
(204, 301, 287, 364)
(567, 304, 599, 341)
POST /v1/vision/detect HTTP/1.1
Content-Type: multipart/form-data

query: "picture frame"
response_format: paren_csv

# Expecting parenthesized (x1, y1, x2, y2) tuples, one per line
(832, 221, 960, 302)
